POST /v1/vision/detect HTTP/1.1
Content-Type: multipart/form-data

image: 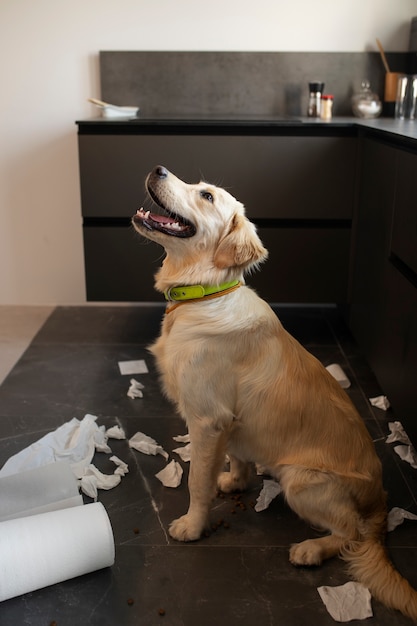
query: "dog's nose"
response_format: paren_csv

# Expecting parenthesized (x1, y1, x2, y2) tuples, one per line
(154, 165, 168, 179)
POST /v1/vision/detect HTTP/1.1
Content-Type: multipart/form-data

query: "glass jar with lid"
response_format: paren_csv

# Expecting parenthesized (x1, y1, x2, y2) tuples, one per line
(351, 79, 382, 118)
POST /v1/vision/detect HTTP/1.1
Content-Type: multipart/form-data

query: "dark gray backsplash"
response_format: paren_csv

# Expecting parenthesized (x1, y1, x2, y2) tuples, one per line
(100, 51, 410, 117)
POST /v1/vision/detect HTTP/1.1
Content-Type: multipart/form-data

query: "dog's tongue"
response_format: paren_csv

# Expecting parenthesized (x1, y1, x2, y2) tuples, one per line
(150, 213, 176, 224)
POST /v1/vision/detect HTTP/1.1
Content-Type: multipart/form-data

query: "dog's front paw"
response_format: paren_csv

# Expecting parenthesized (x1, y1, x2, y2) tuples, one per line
(289, 540, 323, 567)
(169, 515, 205, 542)
(217, 471, 248, 493)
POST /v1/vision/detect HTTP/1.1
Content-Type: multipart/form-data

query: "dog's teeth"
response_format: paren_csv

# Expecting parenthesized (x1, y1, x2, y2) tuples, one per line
(144, 210, 150, 219)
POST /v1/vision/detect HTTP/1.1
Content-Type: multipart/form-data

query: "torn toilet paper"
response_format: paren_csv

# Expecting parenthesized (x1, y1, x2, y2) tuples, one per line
(106, 425, 126, 440)
(173, 433, 191, 444)
(387, 506, 417, 532)
(317, 581, 372, 622)
(255, 479, 283, 512)
(386, 421, 411, 445)
(0, 414, 109, 479)
(128, 432, 168, 460)
(325, 364, 351, 389)
(118, 359, 149, 375)
(127, 378, 145, 399)
(369, 395, 390, 410)
(386, 421, 417, 468)
(155, 459, 183, 488)
(173, 443, 191, 463)
(394, 445, 417, 469)
(79, 464, 122, 500)
(110, 455, 129, 476)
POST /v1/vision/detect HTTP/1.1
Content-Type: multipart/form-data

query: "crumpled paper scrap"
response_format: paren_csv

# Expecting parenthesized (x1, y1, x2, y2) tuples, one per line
(106, 425, 126, 440)
(155, 460, 183, 488)
(325, 364, 351, 389)
(255, 479, 283, 512)
(128, 432, 168, 460)
(369, 395, 390, 411)
(386, 421, 417, 468)
(173, 443, 191, 462)
(317, 581, 372, 622)
(173, 434, 190, 444)
(110, 455, 129, 476)
(386, 421, 411, 445)
(118, 360, 149, 375)
(0, 414, 109, 479)
(79, 464, 122, 500)
(394, 445, 417, 469)
(127, 378, 145, 399)
(387, 506, 417, 532)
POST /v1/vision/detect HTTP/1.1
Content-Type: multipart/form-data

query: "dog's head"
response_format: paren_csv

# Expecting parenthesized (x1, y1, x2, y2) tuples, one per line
(132, 165, 268, 290)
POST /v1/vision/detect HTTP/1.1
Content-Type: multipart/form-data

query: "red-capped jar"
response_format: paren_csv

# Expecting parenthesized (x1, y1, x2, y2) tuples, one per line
(320, 94, 334, 120)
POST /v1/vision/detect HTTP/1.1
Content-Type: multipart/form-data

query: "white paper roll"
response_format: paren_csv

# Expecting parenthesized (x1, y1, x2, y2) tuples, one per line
(0, 462, 82, 522)
(0, 502, 115, 602)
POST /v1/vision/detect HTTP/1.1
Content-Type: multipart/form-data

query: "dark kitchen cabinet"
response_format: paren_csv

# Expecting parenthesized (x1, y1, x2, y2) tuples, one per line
(77, 125, 356, 303)
(349, 137, 417, 444)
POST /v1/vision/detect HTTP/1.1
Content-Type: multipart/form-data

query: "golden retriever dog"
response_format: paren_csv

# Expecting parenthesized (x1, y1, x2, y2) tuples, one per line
(133, 165, 417, 621)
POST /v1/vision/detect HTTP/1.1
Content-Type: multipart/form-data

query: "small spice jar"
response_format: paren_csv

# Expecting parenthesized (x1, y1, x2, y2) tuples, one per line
(320, 94, 334, 120)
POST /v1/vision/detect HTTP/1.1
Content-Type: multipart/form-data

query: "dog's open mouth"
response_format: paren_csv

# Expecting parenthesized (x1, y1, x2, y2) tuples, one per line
(133, 191, 196, 238)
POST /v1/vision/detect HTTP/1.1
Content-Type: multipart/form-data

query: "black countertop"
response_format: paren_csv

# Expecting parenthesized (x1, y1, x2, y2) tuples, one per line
(75, 115, 417, 147)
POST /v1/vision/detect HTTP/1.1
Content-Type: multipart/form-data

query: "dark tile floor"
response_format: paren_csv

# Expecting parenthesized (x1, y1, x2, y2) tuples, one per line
(1, 305, 417, 626)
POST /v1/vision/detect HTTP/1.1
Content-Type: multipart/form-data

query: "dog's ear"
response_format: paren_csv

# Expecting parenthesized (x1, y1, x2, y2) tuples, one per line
(214, 214, 268, 270)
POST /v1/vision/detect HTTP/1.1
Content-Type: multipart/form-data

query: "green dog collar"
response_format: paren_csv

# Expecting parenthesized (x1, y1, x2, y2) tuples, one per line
(164, 280, 240, 302)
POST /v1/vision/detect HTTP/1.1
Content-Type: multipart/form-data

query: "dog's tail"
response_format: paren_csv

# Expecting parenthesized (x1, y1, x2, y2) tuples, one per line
(342, 536, 417, 621)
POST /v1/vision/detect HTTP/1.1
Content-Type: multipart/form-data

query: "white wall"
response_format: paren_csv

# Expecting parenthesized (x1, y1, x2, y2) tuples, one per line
(1, 0, 415, 304)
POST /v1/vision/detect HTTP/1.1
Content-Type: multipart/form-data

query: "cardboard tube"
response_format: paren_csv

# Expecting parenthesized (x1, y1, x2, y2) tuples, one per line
(384, 72, 402, 102)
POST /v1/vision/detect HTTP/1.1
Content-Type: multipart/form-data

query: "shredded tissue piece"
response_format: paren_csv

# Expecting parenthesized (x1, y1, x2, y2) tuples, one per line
(128, 432, 168, 460)
(106, 425, 126, 440)
(127, 378, 145, 399)
(173, 434, 190, 444)
(386, 421, 417, 468)
(317, 582, 372, 622)
(0, 414, 108, 479)
(369, 395, 390, 411)
(173, 443, 191, 463)
(387, 507, 417, 532)
(118, 359, 149, 375)
(110, 455, 129, 476)
(79, 464, 122, 500)
(394, 445, 417, 469)
(255, 479, 283, 512)
(155, 460, 183, 488)
(386, 421, 411, 445)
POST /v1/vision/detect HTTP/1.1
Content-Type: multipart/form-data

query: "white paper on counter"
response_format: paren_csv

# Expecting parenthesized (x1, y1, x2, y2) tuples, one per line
(325, 364, 351, 389)
(318, 582, 372, 622)
(127, 378, 144, 399)
(387, 506, 417, 532)
(128, 432, 168, 460)
(0, 414, 108, 479)
(255, 479, 283, 512)
(369, 395, 391, 411)
(0, 502, 114, 602)
(118, 359, 149, 375)
(0, 462, 82, 523)
(155, 459, 183, 488)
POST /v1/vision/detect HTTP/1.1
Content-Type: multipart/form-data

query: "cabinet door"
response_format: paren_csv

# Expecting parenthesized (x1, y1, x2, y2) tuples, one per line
(78, 134, 356, 219)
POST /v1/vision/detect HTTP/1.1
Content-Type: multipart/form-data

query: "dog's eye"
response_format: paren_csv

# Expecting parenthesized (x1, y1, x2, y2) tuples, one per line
(200, 190, 214, 203)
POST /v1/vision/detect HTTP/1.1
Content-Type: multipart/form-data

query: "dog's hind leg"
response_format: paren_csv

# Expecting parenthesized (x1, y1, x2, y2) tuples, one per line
(279, 467, 361, 567)
(217, 455, 250, 493)
(169, 419, 228, 542)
